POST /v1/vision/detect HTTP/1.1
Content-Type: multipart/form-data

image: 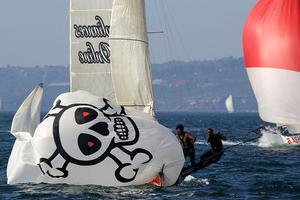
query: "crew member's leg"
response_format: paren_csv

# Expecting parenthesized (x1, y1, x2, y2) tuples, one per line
(189, 151, 196, 166)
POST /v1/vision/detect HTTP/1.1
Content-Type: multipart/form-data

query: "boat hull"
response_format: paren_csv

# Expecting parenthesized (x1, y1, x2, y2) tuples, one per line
(280, 134, 300, 146)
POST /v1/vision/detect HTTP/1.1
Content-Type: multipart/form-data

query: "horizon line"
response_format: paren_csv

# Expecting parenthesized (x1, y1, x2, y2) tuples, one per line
(0, 56, 244, 68)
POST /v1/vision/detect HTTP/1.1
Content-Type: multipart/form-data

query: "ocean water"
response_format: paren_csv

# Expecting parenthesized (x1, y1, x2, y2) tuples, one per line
(0, 112, 300, 199)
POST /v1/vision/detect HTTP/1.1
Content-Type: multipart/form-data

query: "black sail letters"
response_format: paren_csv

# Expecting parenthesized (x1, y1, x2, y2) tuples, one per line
(78, 42, 110, 64)
(74, 16, 110, 64)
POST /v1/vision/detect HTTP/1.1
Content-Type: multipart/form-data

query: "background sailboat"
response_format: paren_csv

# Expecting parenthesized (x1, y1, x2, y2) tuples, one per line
(225, 95, 234, 113)
(243, 0, 300, 146)
(0, 97, 3, 111)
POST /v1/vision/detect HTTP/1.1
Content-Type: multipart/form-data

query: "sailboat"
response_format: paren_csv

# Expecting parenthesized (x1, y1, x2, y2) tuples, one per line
(0, 97, 3, 111)
(225, 95, 234, 114)
(7, 0, 185, 186)
(243, 0, 300, 146)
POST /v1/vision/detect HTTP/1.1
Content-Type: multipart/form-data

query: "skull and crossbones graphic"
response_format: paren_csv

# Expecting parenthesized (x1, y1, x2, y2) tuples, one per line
(37, 98, 153, 183)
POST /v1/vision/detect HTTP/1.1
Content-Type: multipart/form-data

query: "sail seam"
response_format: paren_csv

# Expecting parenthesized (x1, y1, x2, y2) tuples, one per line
(72, 72, 112, 74)
(70, 9, 112, 13)
(110, 38, 148, 45)
(121, 105, 152, 107)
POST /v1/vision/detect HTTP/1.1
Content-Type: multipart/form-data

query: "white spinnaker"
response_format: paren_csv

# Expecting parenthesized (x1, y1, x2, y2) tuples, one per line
(225, 95, 234, 113)
(70, 0, 115, 102)
(247, 68, 300, 133)
(110, 0, 154, 116)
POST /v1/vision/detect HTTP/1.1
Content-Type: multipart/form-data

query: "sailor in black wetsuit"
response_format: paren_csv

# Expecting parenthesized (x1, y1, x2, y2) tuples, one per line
(200, 128, 226, 163)
(176, 124, 196, 166)
(176, 128, 226, 184)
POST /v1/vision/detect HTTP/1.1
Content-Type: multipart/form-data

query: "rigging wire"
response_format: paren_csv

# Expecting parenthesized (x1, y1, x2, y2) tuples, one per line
(151, 0, 197, 111)
(158, 0, 178, 62)
(163, 0, 192, 62)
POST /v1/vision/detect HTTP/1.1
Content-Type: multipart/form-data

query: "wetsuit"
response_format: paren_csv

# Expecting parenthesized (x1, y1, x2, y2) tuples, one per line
(200, 133, 226, 162)
(178, 132, 196, 166)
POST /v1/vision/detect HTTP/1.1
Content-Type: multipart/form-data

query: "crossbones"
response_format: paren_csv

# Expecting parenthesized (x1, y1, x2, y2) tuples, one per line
(37, 98, 153, 183)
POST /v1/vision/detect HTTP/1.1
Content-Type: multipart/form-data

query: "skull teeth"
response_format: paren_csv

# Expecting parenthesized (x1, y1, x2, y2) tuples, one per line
(114, 118, 129, 140)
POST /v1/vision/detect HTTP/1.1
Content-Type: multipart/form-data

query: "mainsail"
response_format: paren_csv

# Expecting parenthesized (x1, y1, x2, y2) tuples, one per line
(110, 0, 154, 116)
(243, 0, 300, 133)
(70, 0, 115, 101)
(70, 0, 154, 116)
(225, 95, 234, 113)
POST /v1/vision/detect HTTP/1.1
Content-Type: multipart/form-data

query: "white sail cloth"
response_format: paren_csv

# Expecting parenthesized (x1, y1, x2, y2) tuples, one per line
(70, 0, 154, 116)
(7, 88, 184, 186)
(10, 84, 43, 140)
(110, 0, 154, 116)
(247, 68, 300, 133)
(70, 0, 116, 101)
(225, 95, 234, 113)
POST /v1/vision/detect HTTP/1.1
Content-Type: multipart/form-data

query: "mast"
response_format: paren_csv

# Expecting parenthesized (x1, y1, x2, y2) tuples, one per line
(110, 0, 155, 116)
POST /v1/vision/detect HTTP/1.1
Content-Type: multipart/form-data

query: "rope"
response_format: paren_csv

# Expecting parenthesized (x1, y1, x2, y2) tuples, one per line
(222, 135, 261, 151)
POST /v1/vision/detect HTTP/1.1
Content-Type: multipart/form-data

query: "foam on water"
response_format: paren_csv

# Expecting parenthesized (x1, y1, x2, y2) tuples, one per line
(195, 178, 210, 185)
(257, 128, 285, 148)
(195, 140, 257, 146)
(184, 175, 210, 185)
(184, 175, 196, 182)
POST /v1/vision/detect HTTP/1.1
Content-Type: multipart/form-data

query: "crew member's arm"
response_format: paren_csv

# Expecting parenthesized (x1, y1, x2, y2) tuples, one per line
(186, 132, 196, 143)
(176, 134, 184, 148)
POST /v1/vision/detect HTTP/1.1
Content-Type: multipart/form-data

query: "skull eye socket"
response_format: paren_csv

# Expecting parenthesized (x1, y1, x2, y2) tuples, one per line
(75, 108, 98, 124)
(78, 133, 101, 155)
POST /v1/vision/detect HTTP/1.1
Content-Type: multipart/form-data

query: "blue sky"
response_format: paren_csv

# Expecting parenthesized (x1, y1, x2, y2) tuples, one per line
(0, 0, 257, 66)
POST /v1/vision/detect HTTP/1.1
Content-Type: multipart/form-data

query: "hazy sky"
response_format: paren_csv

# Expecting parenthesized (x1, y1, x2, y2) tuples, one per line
(0, 0, 257, 66)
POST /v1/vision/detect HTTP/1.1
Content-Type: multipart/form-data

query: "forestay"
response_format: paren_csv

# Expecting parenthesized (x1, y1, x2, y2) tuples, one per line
(110, 0, 154, 116)
(70, 0, 116, 102)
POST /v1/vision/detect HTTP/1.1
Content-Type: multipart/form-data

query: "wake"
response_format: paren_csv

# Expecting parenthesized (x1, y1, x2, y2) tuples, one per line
(257, 128, 286, 147)
(196, 127, 294, 148)
(195, 140, 257, 146)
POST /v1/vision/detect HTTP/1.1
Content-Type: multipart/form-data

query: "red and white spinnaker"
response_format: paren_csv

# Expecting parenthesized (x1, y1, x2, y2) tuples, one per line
(243, 0, 300, 145)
